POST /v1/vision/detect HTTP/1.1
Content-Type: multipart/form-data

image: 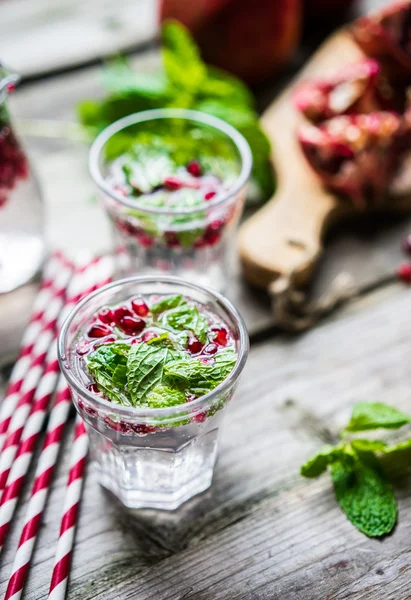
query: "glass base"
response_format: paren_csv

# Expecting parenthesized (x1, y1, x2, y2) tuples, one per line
(98, 467, 213, 510)
(87, 425, 220, 510)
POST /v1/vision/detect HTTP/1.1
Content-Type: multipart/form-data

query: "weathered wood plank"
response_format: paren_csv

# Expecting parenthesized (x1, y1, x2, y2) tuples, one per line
(0, 0, 157, 78)
(1, 283, 411, 599)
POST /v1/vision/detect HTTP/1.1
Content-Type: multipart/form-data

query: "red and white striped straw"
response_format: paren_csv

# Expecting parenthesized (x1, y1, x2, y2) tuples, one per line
(0, 252, 72, 453)
(3, 255, 113, 600)
(0, 258, 74, 499)
(48, 417, 88, 600)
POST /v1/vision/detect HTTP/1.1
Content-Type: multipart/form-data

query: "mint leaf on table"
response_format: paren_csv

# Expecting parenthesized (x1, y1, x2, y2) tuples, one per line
(300, 400, 411, 537)
(345, 402, 411, 433)
(165, 350, 237, 393)
(126, 342, 181, 406)
(331, 455, 397, 537)
(163, 303, 208, 343)
(150, 294, 187, 314)
(300, 445, 343, 478)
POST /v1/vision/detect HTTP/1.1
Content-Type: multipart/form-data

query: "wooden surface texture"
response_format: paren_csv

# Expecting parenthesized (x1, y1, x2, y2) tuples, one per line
(1, 1, 411, 599)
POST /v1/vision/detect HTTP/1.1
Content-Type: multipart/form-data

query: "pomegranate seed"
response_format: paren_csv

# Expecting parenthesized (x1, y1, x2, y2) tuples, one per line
(187, 336, 204, 354)
(99, 308, 114, 324)
(397, 263, 411, 283)
(136, 231, 154, 247)
(78, 399, 85, 411)
(402, 234, 411, 255)
(142, 331, 158, 342)
(131, 423, 157, 435)
(87, 383, 100, 394)
(85, 405, 98, 417)
(204, 220, 224, 246)
(187, 160, 202, 177)
(193, 411, 207, 423)
(113, 305, 133, 323)
(194, 237, 207, 249)
(212, 326, 228, 346)
(118, 316, 145, 335)
(204, 190, 216, 201)
(164, 176, 184, 191)
(88, 324, 112, 338)
(164, 231, 181, 248)
(186, 393, 198, 403)
(76, 341, 91, 355)
(204, 343, 218, 355)
(131, 338, 141, 345)
(131, 298, 149, 317)
(104, 416, 130, 433)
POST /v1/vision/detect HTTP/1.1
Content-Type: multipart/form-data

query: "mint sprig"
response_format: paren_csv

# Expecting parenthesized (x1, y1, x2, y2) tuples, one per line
(301, 402, 411, 537)
(78, 21, 275, 204)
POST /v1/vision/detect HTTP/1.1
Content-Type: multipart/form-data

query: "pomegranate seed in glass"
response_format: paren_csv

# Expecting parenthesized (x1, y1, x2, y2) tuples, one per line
(0, 66, 45, 293)
(58, 276, 249, 510)
(89, 109, 252, 292)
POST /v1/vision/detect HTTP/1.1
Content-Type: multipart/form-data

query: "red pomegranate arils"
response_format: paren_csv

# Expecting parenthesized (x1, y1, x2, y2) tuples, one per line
(131, 299, 149, 317)
(397, 262, 411, 283)
(88, 324, 112, 338)
(118, 316, 145, 335)
(186, 160, 202, 177)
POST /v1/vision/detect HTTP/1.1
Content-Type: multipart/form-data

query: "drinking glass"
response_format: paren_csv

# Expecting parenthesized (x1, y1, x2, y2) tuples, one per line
(89, 109, 252, 292)
(58, 276, 249, 510)
(0, 65, 45, 293)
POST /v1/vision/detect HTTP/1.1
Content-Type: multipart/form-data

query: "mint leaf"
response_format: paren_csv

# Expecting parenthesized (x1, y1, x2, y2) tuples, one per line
(86, 343, 131, 405)
(162, 21, 206, 91)
(350, 439, 388, 453)
(163, 303, 208, 343)
(126, 342, 180, 406)
(146, 384, 186, 408)
(151, 294, 187, 314)
(384, 438, 411, 454)
(300, 445, 341, 478)
(101, 58, 170, 99)
(345, 402, 411, 433)
(165, 350, 237, 393)
(331, 455, 397, 537)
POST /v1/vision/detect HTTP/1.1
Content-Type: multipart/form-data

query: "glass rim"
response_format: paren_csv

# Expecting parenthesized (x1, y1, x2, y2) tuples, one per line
(88, 108, 252, 215)
(58, 275, 249, 419)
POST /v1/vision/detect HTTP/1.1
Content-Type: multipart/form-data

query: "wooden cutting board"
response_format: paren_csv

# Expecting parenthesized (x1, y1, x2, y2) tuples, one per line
(238, 29, 410, 291)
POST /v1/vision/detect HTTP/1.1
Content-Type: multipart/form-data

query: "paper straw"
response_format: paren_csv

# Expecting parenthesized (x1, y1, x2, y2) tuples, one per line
(0, 252, 73, 453)
(3, 255, 113, 600)
(48, 417, 88, 600)
(0, 258, 74, 498)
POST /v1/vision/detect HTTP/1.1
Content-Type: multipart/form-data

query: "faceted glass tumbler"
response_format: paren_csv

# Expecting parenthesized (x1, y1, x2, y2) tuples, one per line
(58, 276, 249, 510)
(88, 109, 252, 292)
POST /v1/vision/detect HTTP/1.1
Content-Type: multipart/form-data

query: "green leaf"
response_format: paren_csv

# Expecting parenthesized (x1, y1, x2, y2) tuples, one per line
(165, 350, 237, 393)
(86, 343, 131, 405)
(350, 439, 388, 453)
(345, 402, 411, 433)
(331, 455, 397, 537)
(163, 303, 208, 343)
(145, 384, 186, 408)
(384, 438, 411, 454)
(162, 21, 206, 91)
(201, 66, 254, 107)
(300, 445, 340, 478)
(151, 294, 187, 314)
(101, 58, 170, 99)
(126, 342, 180, 406)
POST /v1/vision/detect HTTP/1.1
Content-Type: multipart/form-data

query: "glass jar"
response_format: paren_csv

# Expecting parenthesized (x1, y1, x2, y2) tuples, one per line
(89, 109, 252, 292)
(0, 65, 45, 293)
(58, 276, 249, 510)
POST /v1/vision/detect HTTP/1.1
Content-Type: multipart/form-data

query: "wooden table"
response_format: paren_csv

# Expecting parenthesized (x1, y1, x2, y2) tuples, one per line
(2, 1, 411, 599)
